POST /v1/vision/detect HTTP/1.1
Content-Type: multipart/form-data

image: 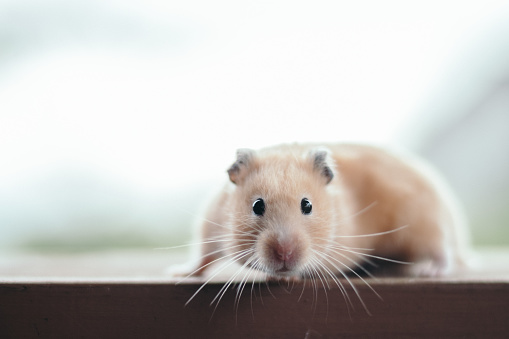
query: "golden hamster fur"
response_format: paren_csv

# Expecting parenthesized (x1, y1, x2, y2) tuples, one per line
(179, 143, 469, 280)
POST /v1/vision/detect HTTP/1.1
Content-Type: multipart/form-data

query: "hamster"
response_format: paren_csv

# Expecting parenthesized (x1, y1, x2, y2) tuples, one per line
(178, 143, 469, 281)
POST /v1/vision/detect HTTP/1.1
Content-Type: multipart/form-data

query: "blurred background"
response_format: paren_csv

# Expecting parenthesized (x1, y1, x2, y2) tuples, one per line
(1, 0, 508, 253)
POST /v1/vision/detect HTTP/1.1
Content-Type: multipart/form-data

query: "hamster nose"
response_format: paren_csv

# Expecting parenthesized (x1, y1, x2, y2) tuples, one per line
(275, 243, 295, 262)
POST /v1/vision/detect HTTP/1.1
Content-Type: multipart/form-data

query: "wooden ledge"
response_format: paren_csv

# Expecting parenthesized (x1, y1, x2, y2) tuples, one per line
(1, 249, 508, 338)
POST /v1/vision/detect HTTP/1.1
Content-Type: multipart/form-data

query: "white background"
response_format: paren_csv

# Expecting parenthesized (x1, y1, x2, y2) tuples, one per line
(1, 0, 509, 249)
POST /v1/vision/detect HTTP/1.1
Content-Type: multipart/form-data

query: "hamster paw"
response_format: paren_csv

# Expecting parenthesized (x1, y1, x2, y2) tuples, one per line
(406, 259, 451, 277)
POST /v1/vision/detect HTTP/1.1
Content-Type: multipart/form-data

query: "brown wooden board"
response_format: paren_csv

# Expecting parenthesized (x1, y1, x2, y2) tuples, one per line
(1, 280, 509, 338)
(1, 250, 509, 338)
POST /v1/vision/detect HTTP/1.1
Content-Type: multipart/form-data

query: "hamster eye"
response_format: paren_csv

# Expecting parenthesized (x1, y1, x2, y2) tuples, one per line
(252, 198, 265, 216)
(301, 198, 312, 215)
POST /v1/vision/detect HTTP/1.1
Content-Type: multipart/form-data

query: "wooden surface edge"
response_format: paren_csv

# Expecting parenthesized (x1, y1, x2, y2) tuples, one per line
(1, 279, 509, 338)
(1, 249, 509, 337)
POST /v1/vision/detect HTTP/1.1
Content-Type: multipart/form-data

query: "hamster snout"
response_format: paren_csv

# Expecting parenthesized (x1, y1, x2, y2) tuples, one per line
(257, 227, 310, 275)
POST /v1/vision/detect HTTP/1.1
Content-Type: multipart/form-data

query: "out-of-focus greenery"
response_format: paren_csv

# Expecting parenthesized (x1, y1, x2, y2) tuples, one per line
(18, 227, 192, 253)
(472, 214, 509, 247)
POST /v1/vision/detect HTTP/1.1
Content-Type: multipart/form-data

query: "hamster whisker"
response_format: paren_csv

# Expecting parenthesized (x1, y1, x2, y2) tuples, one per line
(297, 275, 308, 302)
(325, 240, 381, 269)
(198, 232, 257, 247)
(313, 238, 375, 252)
(243, 258, 263, 319)
(316, 247, 382, 299)
(210, 231, 254, 239)
(326, 247, 378, 279)
(228, 233, 260, 244)
(234, 255, 260, 309)
(309, 257, 332, 290)
(175, 243, 258, 283)
(229, 213, 267, 233)
(249, 269, 260, 320)
(199, 241, 255, 260)
(241, 258, 268, 322)
(185, 249, 254, 305)
(196, 215, 257, 237)
(356, 255, 379, 268)
(313, 242, 375, 278)
(332, 224, 409, 238)
(305, 258, 331, 315)
(210, 250, 256, 313)
(337, 201, 379, 223)
(175, 207, 240, 234)
(301, 266, 318, 309)
(311, 249, 373, 315)
(230, 227, 261, 238)
(333, 247, 411, 265)
(154, 238, 235, 250)
(331, 244, 374, 252)
(309, 251, 355, 313)
(210, 255, 257, 323)
(307, 268, 320, 313)
(234, 270, 252, 324)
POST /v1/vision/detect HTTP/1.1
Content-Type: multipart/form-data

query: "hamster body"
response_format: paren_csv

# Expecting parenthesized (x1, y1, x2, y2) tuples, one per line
(182, 143, 469, 280)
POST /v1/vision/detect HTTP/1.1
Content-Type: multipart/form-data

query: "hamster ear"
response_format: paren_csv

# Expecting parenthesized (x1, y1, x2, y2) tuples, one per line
(309, 148, 335, 184)
(227, 148, 255, 184)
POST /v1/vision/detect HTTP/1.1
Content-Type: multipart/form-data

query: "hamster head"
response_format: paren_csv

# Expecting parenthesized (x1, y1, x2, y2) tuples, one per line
(226, 146, 338, 279)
